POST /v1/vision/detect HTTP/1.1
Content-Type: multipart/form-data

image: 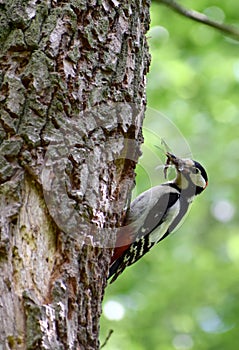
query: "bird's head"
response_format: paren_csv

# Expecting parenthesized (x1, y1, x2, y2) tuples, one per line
(165, 152, 208, 196)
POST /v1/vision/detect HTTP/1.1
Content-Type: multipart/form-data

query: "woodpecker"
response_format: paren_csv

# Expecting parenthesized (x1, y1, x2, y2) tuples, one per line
(108, 152, 208, 283)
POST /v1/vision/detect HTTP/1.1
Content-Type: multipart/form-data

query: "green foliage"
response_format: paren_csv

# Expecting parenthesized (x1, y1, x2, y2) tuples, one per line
(101, 1, 239, 349)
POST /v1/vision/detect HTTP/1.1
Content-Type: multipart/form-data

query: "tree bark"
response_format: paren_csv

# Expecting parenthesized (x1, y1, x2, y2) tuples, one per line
(0, 1, 150, 349)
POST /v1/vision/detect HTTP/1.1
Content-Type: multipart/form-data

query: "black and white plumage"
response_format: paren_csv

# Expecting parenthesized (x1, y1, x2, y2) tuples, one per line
(108, 152, 208, 283)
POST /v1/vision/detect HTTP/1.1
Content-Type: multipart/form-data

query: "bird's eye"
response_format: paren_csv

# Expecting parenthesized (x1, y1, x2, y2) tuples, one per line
(195, 168, 200, 174)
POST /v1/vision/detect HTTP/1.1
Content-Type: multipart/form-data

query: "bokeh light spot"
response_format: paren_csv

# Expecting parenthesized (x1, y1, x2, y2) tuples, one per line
(172, 334, 194, 350)
(211, 199, 235, 222)
(196, 307, 224, 333)
(204, 6, 225, 22)
(103, 300, 125, 321)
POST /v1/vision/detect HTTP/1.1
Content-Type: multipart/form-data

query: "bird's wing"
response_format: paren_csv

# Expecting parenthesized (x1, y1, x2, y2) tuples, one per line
(109, 186, 180, 281)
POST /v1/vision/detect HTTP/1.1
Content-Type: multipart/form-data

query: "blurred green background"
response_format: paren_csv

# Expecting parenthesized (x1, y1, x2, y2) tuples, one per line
(101, 1, 239, 349)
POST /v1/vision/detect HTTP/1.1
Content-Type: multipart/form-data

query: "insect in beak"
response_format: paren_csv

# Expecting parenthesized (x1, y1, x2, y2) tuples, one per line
(164, 152, 186, 178)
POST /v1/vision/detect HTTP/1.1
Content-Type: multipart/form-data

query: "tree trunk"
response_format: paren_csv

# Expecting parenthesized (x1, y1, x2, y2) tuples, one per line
(0, 1, 150, 349)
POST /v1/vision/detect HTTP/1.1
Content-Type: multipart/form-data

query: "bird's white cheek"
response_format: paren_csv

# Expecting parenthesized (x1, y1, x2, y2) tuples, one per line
(190, 174, 206, 188)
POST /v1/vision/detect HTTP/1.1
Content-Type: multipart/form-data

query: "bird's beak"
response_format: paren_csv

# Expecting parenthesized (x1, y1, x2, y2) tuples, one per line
(165, 152, 183, 169)
(164, 152, 187, 178)
(166, 152, 178, 164)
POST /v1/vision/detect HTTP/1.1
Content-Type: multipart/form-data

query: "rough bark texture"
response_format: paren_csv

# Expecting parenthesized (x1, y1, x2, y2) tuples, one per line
(0, 0, 150, 349)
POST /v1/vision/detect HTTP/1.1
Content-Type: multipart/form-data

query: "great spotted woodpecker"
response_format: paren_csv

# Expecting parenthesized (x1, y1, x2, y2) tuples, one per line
(108, 152, 208, 283)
